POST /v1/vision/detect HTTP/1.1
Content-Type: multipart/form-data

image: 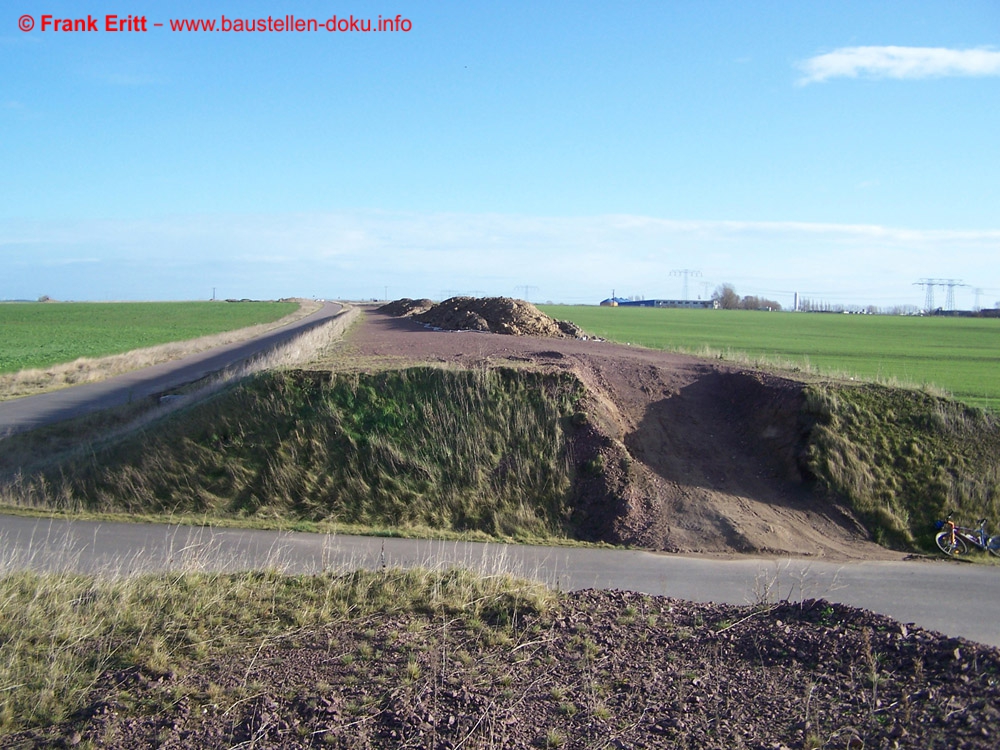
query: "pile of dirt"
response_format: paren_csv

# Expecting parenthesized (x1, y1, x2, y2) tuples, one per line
(395, 296, 584, 338)
(11, 594, 999, 748)
(376, 298, 435, 317)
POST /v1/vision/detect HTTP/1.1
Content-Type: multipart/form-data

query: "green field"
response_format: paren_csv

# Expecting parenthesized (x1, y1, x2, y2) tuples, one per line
(0, 301, 299, 374)
(540, 306, 1000, 410)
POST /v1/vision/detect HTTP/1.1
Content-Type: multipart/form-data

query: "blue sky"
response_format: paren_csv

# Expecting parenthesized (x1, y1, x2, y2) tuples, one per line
(3, 1, 999, 309)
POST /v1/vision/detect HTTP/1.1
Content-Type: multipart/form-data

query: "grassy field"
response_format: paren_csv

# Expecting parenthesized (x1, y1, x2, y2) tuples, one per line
(0, 301, 299, 374)
(541, 305, 1000, 410)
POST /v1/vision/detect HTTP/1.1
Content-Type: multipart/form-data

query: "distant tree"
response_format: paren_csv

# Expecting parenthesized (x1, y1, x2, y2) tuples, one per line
(743, 296, 782, 311)
(712, 284, 740, 310)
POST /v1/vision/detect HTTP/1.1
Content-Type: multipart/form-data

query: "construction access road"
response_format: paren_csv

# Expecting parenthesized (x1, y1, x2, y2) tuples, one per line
(0, 300, 345, 435)
(2, 513, 997, 649)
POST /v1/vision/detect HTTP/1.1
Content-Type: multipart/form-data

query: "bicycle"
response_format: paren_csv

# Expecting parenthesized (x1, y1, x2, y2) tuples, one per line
(935, 513, 1000, 558)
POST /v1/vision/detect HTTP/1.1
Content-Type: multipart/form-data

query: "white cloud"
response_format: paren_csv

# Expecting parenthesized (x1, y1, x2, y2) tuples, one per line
(797, 46, 1000, 85)
(2, 211, 999, 307)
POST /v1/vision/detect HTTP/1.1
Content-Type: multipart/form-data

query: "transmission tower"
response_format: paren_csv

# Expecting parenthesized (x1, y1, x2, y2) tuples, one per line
(515, 285, 538, 303)
(914, 278, 968, 312)
(670, 269, 702, 300)
(942, 279, 968, 311)
(914, 278, 940, 312)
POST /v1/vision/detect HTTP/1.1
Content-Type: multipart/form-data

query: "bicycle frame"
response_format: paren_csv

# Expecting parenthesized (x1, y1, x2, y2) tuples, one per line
(936, 514, 1000, 558)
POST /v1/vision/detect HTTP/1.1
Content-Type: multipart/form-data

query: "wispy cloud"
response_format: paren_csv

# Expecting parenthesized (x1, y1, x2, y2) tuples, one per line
(797, 46, 1000, 85)
(3, 211, 998, 307)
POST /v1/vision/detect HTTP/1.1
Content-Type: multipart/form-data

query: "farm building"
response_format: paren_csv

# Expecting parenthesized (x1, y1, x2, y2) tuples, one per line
(599, 298, 718, 309)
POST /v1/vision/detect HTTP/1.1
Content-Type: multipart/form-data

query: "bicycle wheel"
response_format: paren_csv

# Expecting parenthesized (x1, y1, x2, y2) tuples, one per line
(987, 535, 1000, 559)
(936, 530, 968, 557)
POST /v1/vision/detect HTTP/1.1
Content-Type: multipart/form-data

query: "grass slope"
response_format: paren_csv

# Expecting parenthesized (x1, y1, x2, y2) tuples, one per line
(803, 382, 1000, 549)
(541, 305, 1000, 410)
(5, 361, 1000, 555)
(4, 367, 584, 542)
(0, 301, 298, 373)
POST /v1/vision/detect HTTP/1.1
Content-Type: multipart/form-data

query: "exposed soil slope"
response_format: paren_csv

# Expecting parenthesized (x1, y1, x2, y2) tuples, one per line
(343, 310, 900, 560)
(7, 593, 998, 749)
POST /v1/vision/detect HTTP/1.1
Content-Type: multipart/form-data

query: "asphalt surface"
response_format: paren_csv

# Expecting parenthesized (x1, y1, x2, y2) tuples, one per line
(2, 514, 997, 649)
(0, 301, 344, 434)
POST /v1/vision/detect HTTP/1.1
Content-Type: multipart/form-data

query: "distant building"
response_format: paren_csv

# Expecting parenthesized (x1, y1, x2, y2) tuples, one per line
(600, 298, 718, 309)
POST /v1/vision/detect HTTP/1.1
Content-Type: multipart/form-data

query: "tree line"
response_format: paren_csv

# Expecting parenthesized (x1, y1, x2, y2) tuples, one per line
(711, 284, 782, 311)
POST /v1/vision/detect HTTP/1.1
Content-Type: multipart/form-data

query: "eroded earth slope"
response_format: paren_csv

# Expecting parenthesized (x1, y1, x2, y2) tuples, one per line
(349, 309, 898, 560)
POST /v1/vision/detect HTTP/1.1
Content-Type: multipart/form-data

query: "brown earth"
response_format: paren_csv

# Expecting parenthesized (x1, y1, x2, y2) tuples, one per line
(7, 593, 999, 749)
(377, 298, 436, 317)
(397, 296, 585, 339)
(343, 309, 900, 562)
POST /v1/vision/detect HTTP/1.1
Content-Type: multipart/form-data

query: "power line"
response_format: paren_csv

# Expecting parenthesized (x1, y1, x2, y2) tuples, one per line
(515, 285, 539, 303)
(669, 269, 701, 300)
(914, 278, 968, 311)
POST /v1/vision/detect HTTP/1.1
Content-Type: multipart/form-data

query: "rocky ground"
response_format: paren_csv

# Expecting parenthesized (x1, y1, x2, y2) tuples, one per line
(6, 593, 999, 749)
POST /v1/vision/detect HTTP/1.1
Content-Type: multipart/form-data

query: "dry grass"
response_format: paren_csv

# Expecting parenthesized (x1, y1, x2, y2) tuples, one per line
(0, 300, 322, 401)
(803, 381, 1000, 549)
(0, 558, 555, 734)
(0, 307, 360, 481)
(2, 362, 582, 544)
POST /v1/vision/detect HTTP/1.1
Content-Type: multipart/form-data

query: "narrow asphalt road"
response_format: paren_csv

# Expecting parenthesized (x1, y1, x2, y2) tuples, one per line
(0, 301, 344, 434)
(3, 514, 997, 648)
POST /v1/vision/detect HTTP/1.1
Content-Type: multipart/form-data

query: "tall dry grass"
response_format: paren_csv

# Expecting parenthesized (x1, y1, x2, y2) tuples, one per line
(803, 382, 1000, 548)
(3, 364, 584, 543)
(0, 554, 554, 734)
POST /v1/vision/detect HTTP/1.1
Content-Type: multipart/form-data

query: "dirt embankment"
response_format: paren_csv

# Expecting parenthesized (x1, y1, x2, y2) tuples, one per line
(351, 308, 898, 560)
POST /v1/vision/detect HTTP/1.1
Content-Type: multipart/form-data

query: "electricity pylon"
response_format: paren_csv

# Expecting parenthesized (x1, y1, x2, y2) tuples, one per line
(670, 269, 701, 300)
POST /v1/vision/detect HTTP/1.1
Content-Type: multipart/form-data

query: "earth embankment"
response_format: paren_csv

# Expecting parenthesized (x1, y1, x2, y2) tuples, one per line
(334, 309, 898, 560)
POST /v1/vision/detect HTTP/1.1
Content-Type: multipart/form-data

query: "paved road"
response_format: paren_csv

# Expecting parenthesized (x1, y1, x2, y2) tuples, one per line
(0, 301, 345, 434)
(3, 514, 997, 648)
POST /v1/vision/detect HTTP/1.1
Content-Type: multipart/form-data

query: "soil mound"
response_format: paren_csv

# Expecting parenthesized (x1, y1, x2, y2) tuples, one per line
(377, 298, 435, 317)
(411, 296, 584, 338)
(350, 311, 903, 560)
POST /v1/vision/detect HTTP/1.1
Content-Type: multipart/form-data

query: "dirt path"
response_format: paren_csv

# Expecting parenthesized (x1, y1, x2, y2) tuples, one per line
(343, 310, 901, 561)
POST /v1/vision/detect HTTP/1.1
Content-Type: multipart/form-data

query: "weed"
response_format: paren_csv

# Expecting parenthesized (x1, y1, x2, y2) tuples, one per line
(543, 728, 567, 747)
(558, 701, 578, 716)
